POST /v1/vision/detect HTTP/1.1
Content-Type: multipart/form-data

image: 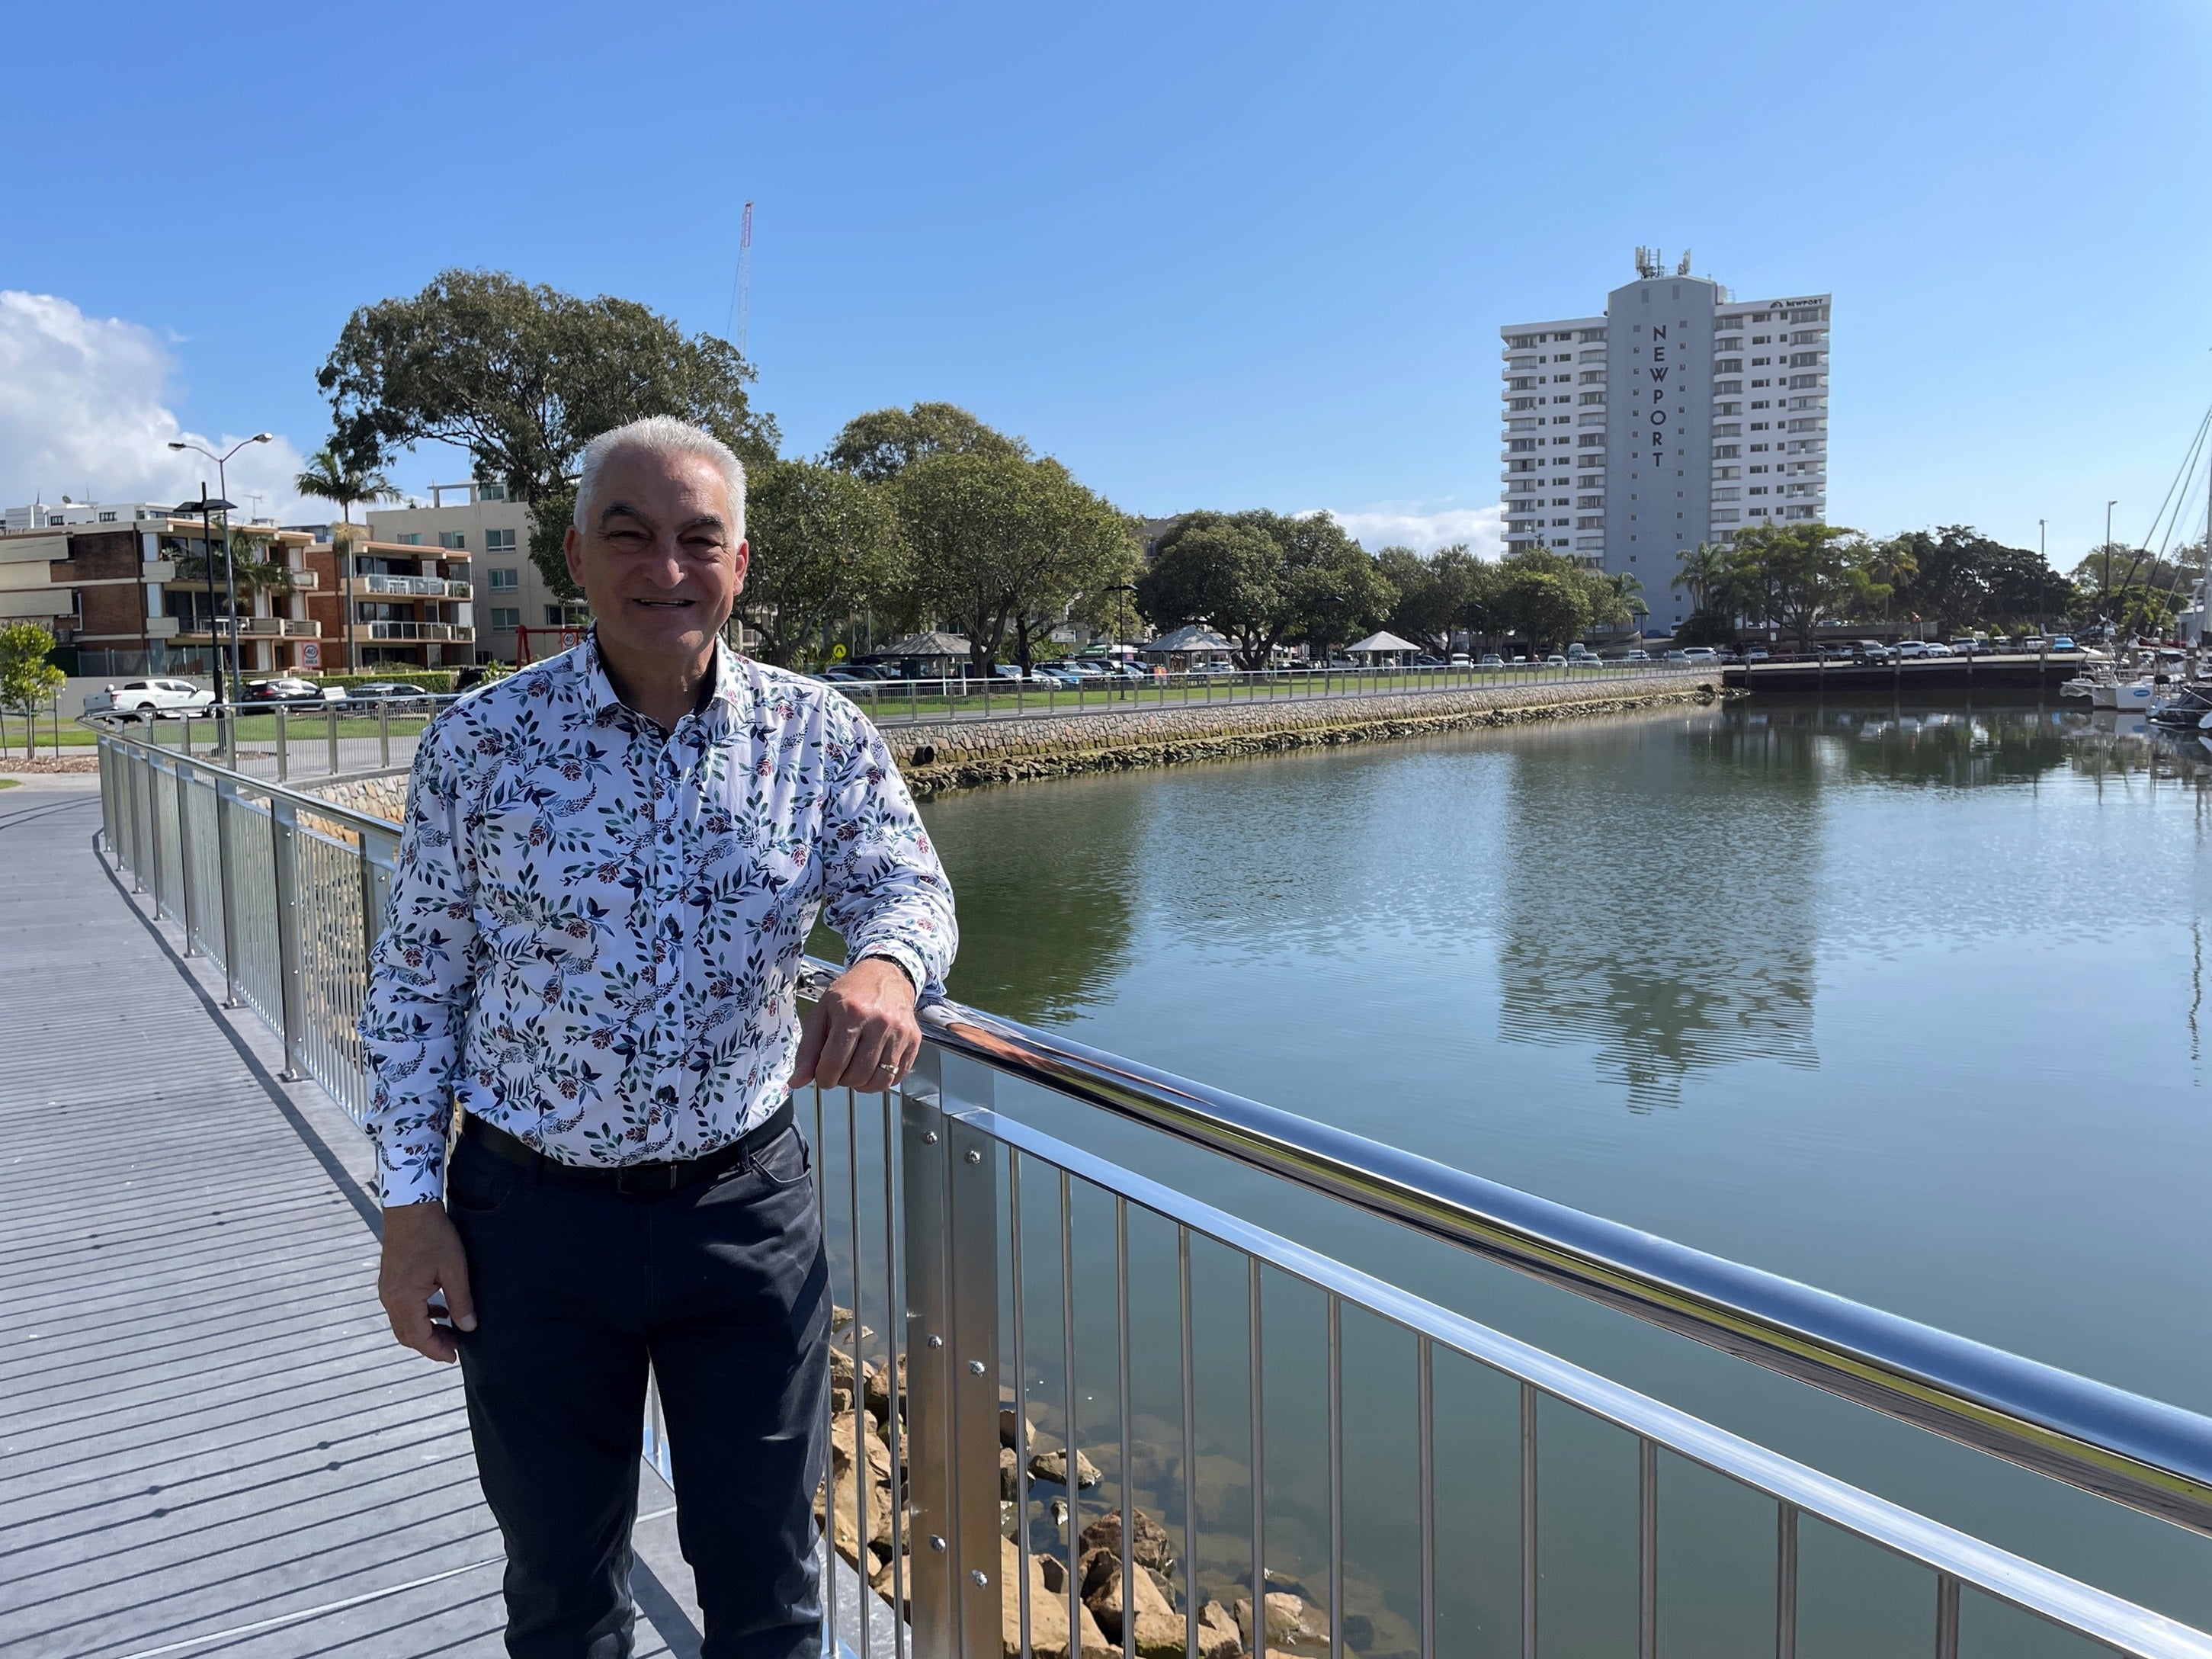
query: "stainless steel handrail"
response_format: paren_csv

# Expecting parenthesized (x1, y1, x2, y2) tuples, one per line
(769, 969, 2212, 1540)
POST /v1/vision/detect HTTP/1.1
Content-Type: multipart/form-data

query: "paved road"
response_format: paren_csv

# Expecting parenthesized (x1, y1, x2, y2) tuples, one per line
(0, 777, 708, 1657)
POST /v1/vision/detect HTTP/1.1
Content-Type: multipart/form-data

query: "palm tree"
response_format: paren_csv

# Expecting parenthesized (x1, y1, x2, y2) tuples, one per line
(296, 446, 398, 672)
(1672, 542, 1730, 613)
(1601, 569, 1649, 626)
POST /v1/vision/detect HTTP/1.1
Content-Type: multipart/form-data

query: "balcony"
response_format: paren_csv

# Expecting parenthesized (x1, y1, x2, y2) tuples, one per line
(349, 621, 476, 643)
(284, 568, 321, 590)
(141, 560, 177, 581)
(283, 618, 322, 637)
(359, 573, 470, 598)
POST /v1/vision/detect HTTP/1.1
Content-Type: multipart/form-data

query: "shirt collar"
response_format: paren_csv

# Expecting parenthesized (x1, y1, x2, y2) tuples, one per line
(579, 630, 751, 735)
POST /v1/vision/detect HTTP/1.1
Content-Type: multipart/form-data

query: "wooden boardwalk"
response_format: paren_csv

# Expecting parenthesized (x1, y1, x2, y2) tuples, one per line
(0, 777, 706, 1657)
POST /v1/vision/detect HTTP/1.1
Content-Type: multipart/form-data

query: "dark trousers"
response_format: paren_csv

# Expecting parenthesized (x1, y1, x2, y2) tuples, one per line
(448, 1121, 830, 1659)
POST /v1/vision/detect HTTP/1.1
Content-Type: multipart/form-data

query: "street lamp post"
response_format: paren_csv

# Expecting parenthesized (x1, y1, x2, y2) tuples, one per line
(2105, 499, 2119, 620)
(168, 435, 272, 706)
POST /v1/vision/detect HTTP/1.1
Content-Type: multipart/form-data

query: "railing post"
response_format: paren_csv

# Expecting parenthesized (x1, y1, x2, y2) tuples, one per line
(127, 743, 150, 893)
(327, 704, 340, 776)
(270, 794, 309, 1080)
(215, 775, 244, 1006)
(379, 699, 392, 769)
(359, 821, 397, 962)
(175, 757, 200, 956)
(899, 1048, 1002, 1659)
(275, 706, 289, 782)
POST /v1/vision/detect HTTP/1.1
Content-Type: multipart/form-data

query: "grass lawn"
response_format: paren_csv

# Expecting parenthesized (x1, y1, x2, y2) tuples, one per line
(0, 777, 18, 789)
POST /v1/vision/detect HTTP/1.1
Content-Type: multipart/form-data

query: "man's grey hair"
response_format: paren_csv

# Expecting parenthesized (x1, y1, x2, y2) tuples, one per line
(572, 416, 747, 541)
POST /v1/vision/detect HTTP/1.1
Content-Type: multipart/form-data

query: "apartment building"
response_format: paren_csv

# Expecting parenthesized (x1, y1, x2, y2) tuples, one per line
(365, 480, 582, 666)
(0, 508, 326, 677)
(1499, 252, 1830, 635)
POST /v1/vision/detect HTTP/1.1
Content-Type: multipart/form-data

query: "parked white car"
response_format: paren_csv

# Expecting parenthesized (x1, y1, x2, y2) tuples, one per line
(1678, 647, 1720, 664)
(83, 679, 215, 719)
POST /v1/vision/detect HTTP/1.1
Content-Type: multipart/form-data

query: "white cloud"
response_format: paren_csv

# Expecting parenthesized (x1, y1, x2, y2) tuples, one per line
(1320, 501, 1505, 558)
(0, 291, 313, 522)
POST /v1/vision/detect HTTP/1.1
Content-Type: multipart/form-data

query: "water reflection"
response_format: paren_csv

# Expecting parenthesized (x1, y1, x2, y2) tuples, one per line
(1494, 714, 1822, 1107)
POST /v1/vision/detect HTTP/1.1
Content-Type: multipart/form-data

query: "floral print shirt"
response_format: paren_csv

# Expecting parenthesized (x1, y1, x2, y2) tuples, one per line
(359, 635, 956, 1205)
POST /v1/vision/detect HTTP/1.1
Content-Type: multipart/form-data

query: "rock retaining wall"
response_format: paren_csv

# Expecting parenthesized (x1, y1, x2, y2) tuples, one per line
(886, 674, 1723, 797)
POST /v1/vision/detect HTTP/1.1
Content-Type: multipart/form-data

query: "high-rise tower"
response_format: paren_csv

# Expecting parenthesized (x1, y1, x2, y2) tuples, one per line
(1499, 255, 1830, 635)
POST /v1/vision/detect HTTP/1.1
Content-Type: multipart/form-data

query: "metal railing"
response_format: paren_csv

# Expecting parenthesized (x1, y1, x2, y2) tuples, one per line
(93, 699, 439, 783)
(829, 658, 1707, 730)
(89, 728, 2212, 1659)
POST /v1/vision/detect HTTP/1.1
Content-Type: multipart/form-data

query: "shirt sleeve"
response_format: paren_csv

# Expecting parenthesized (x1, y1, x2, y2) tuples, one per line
(817, 704, 958, 1000)
(358, 715, 482, 1205)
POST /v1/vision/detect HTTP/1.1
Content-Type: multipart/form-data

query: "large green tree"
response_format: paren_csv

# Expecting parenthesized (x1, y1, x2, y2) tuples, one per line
(1136, 513, 1288, 667)
(826, 403, 1028, 484)
(739, 461, 906, 669)
(1726, 522, 1885, 651)
(1496, 566, 1591, 652)
(897, 453, 1133, 674)
(317, 270, 777, 598)
(1380, 544, 1488, 654)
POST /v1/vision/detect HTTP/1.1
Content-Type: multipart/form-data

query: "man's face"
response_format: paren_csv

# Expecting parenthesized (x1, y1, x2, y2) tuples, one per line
(563, 448, 748, 669)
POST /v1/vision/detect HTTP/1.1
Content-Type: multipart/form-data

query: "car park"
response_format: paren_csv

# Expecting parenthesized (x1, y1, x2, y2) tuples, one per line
(81, 679, 215, 719)
(1816, 643, 1856, 662)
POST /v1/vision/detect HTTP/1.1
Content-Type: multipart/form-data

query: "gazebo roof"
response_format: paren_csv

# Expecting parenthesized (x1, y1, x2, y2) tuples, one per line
(1344, 631, 1420, 654)
(1144, 624, 1234, 653)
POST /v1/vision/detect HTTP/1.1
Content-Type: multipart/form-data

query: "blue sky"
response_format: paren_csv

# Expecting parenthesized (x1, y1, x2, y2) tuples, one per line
(4, 0, 2209, 566)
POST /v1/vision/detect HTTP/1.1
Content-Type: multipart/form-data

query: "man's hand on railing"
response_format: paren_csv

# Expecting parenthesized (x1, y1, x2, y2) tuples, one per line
(378, 1202, 476, 1363)
(792, 956, 921, 1093)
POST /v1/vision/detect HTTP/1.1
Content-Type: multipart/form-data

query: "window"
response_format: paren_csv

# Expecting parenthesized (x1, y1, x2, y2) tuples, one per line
(486, 528, 517, 551)
(489, 606, 521, 630)
(1752, 335, 1771, 344)
(1579, 391, 1605, 405)
(1579, 370, 1605, 383)
(479, 480, 508, 502)
(1553, 354, 1572, 363)
(438, 531, 466, 550)
(1577, 495, 1603, 509)
(1750, 357, 1771, 367)
(396, 532, 422, 546)
(544, 605, 569, 626)
(1789, 352, 1821, 367)
(1713, 446, 1740, 459)
(98, 511, 117, 521)
(489, 567, 520, 591)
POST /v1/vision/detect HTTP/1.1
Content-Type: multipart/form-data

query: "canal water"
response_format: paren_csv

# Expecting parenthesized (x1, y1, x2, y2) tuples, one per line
(903, 696, 2212, 1655)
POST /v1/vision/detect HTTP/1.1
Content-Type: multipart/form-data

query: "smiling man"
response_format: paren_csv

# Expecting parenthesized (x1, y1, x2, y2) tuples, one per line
(361, 416, 956, 1658)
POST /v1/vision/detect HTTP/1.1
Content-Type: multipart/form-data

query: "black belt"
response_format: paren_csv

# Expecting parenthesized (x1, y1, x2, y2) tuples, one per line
(460, 1096, 797, 1195)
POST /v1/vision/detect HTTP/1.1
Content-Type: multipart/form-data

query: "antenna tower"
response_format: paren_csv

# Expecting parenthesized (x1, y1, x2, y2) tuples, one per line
(725, 201, 755, 355)
(738, 201, 753, 358)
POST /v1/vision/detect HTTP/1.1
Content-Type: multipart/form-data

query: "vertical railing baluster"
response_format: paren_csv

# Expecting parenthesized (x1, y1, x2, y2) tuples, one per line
(1520, 1384, 1538, 1659)
(1062, 1170, 1082, 1659)
(216, 775, 242, 1006)
(326, 704, 339, 776)
(270, 795, 307, 1081)
(175, 758, 199, 956)
(1010, 1154, 1031, 1659)
(818, 1086, 839, 1659)
(848, 1089, 871, 1659)
(1935, 1572, 1960, 1659)
(145, 750, 165, 910)
(275, 706, 288, 782)
(1179, 1228, 1198, 1659)
(883, 1090, 909, 1659)
(1774, 1502, 1797, 1659)
(1117, 1197, 1134, 1659)
(1417, 1335, 1434, 1659)
(1327, 1294, 1342, 1659)
(379, 699, 392, 769)
(1638, 1436, 1658, 1659)
(1248, 1256, 1265, 1651)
